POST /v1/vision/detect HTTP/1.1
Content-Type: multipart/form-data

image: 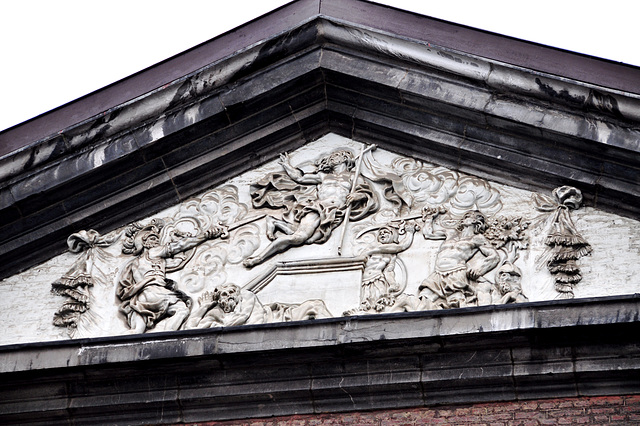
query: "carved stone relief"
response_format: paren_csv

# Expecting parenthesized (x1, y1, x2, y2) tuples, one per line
(532, 186, 593, 298)
(4, 132, 633, 344)
(186, 283, 331, 328)
(51, 229, 122, 337)
(244, 148, 379, 267)
(45, 137, 603, 337)
(344, 221, 418, 315)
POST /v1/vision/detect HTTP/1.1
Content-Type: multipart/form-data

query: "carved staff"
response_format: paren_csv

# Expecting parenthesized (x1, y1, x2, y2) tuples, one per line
(355, 213, 423, 239)
(338, 144, 377, 255)
(212, 213, 267, 239)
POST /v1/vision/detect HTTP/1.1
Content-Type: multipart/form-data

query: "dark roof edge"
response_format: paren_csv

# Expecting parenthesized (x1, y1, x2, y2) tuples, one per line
(333, 0, 640, 89)
(0, 0, 320, 157)
(1, 0, 638, 157)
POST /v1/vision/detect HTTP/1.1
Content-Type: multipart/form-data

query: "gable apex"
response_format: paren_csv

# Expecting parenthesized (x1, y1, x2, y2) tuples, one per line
(0, 0, 639, 281)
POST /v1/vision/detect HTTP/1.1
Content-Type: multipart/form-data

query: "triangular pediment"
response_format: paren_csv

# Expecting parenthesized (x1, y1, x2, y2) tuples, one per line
(0, 0, 640, 424)
(1, 135, 637, 345)
(1, 4, 639, 283)
(1, 2, 640, 423)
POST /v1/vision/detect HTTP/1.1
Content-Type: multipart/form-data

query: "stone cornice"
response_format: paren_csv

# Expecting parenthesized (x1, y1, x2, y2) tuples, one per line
(1, 5, 639, 282)
(2, 294, 638, 373)
(1, 295, 639, 423)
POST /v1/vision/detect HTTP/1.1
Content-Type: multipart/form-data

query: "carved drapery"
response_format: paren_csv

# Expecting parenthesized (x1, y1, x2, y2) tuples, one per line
(51, 144, 594, 337)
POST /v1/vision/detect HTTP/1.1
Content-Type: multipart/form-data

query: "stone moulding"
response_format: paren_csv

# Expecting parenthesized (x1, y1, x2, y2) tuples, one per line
(244, 256, 365, 293)
(1, 13, 639, 280)
(1, 295, 639, 424)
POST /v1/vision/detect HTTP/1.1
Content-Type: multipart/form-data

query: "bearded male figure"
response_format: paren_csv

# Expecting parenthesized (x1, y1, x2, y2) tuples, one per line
(419, 208, 500, 309)
(117, 221, 225, 333)
(244, 150, 378, 267)
(186, 283, 332, 328)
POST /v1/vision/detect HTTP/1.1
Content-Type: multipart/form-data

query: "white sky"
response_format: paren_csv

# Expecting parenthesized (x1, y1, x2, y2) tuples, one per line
(1, 0, 637, 133)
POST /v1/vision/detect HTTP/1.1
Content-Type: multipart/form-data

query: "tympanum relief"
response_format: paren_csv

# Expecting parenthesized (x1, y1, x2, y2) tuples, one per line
(48, 136, 601, 338)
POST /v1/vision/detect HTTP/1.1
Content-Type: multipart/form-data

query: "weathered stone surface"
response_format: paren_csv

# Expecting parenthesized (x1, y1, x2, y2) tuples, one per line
(1, 11, 639, 281)
(1, 297, 639, 424)
(1, 136, 638, 346)
(0, 295, 637, 373)
(0, 2, 639, 423)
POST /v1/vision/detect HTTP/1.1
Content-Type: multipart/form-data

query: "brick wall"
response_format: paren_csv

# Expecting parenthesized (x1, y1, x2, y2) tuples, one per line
(183, 395, 640, 425)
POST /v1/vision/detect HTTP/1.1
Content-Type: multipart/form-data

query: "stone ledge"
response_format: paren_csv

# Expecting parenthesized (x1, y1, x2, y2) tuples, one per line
(1, 296, 639, 424)
(1, 294, 638, 374)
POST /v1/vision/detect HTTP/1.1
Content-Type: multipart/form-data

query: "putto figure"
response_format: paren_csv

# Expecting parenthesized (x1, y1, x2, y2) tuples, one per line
(117, 220, 225, 333)
(491, 262, 528, 304)
(418, 208, 500, 309)
(348, 222, 417, 314)
(186, 283, 332, 328)
(244, 150, 378, 267)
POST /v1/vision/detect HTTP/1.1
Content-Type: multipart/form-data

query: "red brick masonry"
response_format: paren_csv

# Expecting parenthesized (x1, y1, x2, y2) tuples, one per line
(182, 395, 640, 425)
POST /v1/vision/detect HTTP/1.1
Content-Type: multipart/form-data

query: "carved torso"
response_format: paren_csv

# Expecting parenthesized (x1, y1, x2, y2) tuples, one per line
(131, 248, 168, 285)
(363, 252, 395, 281)
(316, 170, 352, 209)
(434, 232, 486, 273)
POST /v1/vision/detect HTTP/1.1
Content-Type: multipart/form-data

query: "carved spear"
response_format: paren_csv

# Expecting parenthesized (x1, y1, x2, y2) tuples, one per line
(214, 213, 267, 239)
(354, 214, 423, 239)
(337, 144, 377, 255)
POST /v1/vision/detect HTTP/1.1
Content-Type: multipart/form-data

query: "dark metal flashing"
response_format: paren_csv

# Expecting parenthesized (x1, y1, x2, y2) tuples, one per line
(321, 0, 640, 92)
(1, 295, 639, 424)
(0, 0, 320, 157)
(2, 0, 639, 157)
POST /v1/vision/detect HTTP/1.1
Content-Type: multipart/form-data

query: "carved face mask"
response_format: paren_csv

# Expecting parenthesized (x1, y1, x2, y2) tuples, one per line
(142, 233, 160, 249)
(498, 272, 520, 294)
(458, 211, 486, 233)
(217, 285, 241, 313)
(316, 150, 354, 172)
(377, 227, 399, 244)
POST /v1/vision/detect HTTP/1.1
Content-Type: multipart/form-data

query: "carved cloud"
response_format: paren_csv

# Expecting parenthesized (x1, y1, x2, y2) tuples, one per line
(388, 157, 502, 216)
(169, 186, 260, 294)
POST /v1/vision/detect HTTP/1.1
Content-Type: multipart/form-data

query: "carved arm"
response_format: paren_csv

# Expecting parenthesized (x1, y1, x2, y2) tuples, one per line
(185, 292, 219, 329)
(279, 152, 321, 185)
(165, 226, 226, 257)
(468, 239, 500, 280)
(421, 207, 447, 241)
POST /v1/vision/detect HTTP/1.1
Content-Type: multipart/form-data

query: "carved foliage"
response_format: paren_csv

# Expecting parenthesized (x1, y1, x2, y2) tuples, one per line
(533, 186, 593, 298)
(485, 216, 530, 261)
(52, 230, 121, 333)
